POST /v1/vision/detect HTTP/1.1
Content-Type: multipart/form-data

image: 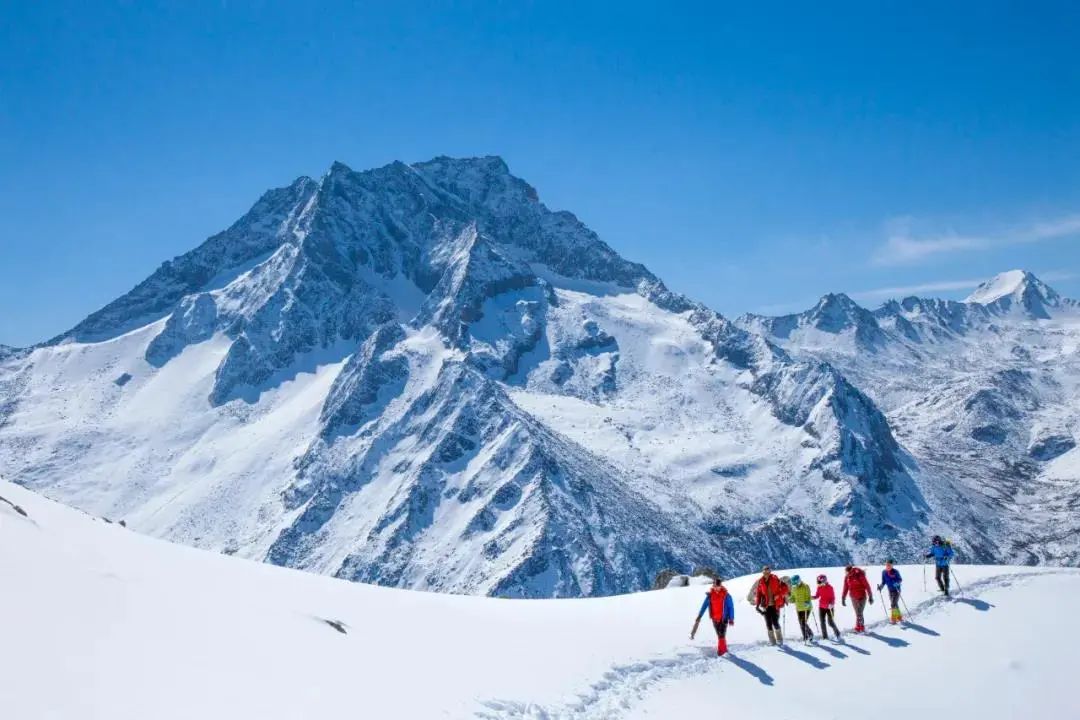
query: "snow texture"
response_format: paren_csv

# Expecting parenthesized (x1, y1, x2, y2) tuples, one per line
(0, 480, 1075, 719)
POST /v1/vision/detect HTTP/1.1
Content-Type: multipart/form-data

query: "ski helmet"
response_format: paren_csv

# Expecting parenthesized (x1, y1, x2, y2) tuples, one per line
(932, 534, 943, 545)
(844, 563, 854, 572)
(885, 558, 895, 565)
(791, 575, 801, 585)
(816, 574, 827, 584)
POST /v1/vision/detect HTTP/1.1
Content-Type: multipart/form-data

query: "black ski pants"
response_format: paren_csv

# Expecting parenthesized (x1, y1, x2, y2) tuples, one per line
(711, 619, 729, 639)
(936, 566, 950, 593)
(796, 609, 813, 639)
(762, 606, 780, 632)
(819, 608, 840, 638)
(888, 588, 900, 610)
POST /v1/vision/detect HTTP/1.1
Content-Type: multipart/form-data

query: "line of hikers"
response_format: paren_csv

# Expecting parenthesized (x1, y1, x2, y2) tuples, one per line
(690, 535, 956, 656)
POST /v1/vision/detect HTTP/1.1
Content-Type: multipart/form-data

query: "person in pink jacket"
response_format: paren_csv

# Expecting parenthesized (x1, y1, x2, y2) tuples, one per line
(813, 574, 842, 640)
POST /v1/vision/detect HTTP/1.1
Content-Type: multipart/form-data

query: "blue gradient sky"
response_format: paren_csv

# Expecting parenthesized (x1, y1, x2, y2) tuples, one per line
(2, 2, 1078, 345)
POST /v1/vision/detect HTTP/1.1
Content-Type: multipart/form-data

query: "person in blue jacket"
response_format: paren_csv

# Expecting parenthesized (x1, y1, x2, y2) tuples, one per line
(877, 559, 904, 623)
(925, 535, 955, 596)
(690, 576, 735, 656)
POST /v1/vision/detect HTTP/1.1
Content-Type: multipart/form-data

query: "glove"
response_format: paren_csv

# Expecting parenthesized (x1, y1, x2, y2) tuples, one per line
(756, 606, 765, 615)
(877, 584, 883, 591)
(728, 620, 734, 626)
(842, 599, 847, 606)
(869, 596, 874, 605)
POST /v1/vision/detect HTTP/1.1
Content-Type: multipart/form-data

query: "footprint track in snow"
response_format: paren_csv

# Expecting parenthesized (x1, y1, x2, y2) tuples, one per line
(474, 570, 1068, 719)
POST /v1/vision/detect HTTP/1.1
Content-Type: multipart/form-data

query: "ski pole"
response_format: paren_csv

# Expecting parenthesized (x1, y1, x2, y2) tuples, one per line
(899, 593, 912, 619)
(949, 566, 963, 596)
(922, 561, 927, 593)
(877, 587, 889, 621)
(810, 606, 821, 637)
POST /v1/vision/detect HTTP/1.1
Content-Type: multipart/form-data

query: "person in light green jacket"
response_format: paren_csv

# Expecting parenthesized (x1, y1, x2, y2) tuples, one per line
(790, 575, 815, 641)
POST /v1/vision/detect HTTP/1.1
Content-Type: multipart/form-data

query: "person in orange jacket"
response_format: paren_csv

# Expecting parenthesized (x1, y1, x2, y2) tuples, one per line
(753, 565, 789, 646)
(841, 564, 874, 633)
(691, 576, 735, 656)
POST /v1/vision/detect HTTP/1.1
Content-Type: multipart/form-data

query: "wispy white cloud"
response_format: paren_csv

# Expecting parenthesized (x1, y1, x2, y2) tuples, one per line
(871, 213, 1080, 266)
(851, 269, 1076, 304)
(1026, 215, 1080, 242)
(1039, 270, 1078, 283)
(851, 278, 987, 301)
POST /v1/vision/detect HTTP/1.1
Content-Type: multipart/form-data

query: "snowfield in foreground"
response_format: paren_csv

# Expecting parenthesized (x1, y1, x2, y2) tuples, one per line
(1, 480, 1075, 719)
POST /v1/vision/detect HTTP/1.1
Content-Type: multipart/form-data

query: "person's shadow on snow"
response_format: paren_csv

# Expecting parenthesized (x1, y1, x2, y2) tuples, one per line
(864, 632, 909, 648)
(779, 645, 830, 669)
(837, 639, 871, 656)
(724, 654, 775, 686)
(954, 597, 993, 612)
(902, 621, 940, 637)
(811, 642, 847, 660)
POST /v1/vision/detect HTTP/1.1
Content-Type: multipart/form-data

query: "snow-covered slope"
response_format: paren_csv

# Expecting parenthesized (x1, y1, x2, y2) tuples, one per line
(1, 480, 1074, 719)
(738, 270, 1080, 564)
(0, 156, 930, 596)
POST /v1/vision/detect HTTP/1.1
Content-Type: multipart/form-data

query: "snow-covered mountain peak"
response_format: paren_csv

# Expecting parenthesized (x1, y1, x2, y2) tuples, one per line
(965, 270, 1063, 318)
(737, 292, 886, 350)
(4, 160, 1071, 599)
(966, 269, 1034, 303)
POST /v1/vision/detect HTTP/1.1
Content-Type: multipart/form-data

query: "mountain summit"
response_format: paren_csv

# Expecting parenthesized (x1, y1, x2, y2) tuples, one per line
(964, 269, 1064, 318)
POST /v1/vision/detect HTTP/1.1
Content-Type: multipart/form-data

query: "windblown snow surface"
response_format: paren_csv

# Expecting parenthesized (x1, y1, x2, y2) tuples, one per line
(1, 480, 1076, 719)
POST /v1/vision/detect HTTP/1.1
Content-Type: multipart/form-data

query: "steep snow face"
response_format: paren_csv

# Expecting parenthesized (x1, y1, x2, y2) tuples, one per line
(1, 481, 1076, 720)
(739, 273, 1080, 564)
(0, 157, 946, 596)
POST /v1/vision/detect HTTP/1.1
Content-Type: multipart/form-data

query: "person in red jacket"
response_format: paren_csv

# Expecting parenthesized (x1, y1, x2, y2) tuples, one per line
(753, 565, 789, 646)
(841, 564, 874, 632)
(813, 574, 842, 640)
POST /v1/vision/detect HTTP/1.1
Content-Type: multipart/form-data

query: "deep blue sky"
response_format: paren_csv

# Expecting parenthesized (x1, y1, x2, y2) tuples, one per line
(2, 2, 1079, 346)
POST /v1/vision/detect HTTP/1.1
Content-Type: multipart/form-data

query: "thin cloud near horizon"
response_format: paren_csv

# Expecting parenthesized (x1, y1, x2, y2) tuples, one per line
(871, 213, 1080, 266)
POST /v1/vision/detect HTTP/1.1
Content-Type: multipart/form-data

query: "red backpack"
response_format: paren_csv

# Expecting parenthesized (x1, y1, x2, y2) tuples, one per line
(709, 586, 729, 621)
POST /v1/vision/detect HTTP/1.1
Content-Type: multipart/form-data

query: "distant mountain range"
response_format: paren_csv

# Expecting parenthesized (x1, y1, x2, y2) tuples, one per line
(1, 157, 1076, 596)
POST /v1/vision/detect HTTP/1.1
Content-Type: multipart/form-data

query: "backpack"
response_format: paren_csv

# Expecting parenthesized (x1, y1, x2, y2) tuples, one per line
(709, 586, 729, 621)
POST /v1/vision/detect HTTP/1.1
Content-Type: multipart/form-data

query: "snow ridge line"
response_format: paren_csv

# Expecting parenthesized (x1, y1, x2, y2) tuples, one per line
(474, 570, 1070, 719)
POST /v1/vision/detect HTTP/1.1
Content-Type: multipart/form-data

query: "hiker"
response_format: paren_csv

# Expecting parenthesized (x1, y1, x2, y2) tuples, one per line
(691, 576, 735, 656)
(789, 574, 814, 641)
(925, 535, 955, 596)
(813, 574, 841, 640)
(753, 565, 789, 646)
(878, 560, 903, 623)
(841, 563, 873, 633)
